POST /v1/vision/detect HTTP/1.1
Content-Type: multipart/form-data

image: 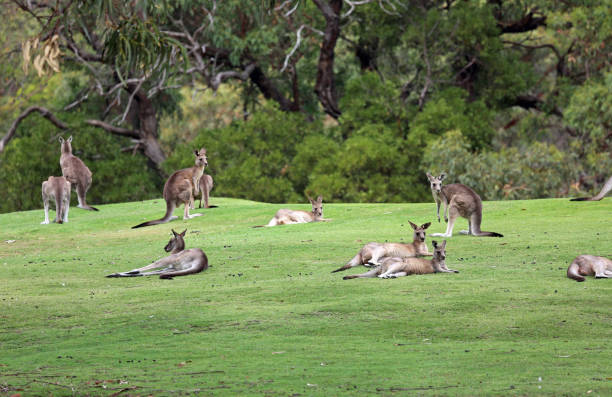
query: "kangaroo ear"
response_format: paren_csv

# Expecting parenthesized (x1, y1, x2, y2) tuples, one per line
(307, 195, 313, 203)
(441, 240, 447, 248)
(439, 172, 447, 181)
(67, 135, 73, 143)
(171, 229, 178, 236)
(58, 136, 64, 143)
(432, 240, 438, 248)
(317, 195, 323, 203)
(421, 222, 431, 230)
(426, 172, 433, 181)
(180, 229, 187, 237)
(194, 149, 199, 156)
(199, 147, 206, 154)
(408, 220, 418, 230)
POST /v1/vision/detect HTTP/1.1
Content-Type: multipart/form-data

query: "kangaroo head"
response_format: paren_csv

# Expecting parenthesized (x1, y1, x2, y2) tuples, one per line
(426, 172, 446, 194)
(431, 240, 447, 265)
(165, 229, 187, 253)
(59, 135, 73, 154)
(409, 220, 431, 242)
(308, 195, 323, 218)
(194, 148, 208, 168)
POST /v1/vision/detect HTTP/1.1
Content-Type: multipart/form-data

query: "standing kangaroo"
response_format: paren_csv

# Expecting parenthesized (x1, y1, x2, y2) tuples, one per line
(426, 172, 503, 238)
(106, 229, 208, 279)
(59, 136, 98, 211)
(571, 176, 612, 201)
(343, 240, 458, 280)
(331, 221, 432, 273)
(566, 255, 612, 282)
(191, 173, 216, 209)
(254, 195, 330, 227)
(41, 176, 71, 224)
(132, 149, 208, 229)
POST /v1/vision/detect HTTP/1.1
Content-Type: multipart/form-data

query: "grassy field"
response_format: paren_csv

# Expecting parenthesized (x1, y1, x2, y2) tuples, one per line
(0, 197, 611, 396)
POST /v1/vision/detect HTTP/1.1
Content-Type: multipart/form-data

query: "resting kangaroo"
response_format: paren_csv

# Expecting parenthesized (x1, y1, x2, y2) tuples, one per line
(331, 221, 432, 273)
(59, 136, 98, 211)
(254, 195, 329, 227)
(571, 175, 612, 201)
(41, 176, 71, 224)
(426, 172, 503, 238)
(132, 148, 208, 228)
(343, 240, 458, 280)
(106, 229, 208, 279)
(566, 255, 612, 282)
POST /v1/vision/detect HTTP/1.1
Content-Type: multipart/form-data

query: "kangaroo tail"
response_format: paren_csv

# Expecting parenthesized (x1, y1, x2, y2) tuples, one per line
(159, 267, 205, 279)
(570, 197, 592, 202)
(82, 204, 99, 211)
(132, 201, 174, 229)
(473, 231, 504, 237)
(53, 188, 63, 224)
(567, 262, 585, 282)
(106, 270, 143, 278)
(251, 225, 265, 228)
(342, 275, 359, 280)
(332, 253, 362, 273)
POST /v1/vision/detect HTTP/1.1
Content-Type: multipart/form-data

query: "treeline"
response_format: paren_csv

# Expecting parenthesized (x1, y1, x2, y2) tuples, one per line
(1, 1, 610, 213)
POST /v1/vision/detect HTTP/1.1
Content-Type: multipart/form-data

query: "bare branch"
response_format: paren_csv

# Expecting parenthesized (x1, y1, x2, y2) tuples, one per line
(85, 119, 140, 139)
(211, 63, 256, 90)
(1, 106, 68, 154)
(63, 89, 90, 111)
(120, 79, 144, 124)
(281, 25, 306, 73)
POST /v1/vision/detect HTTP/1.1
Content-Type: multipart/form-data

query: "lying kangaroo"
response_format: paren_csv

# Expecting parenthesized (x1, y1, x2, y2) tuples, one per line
(106, 229, 208, 279)
(132, 148, 208, 228)
(331, 221, 432, 273)
(59, 136, 98, 211)
(343, 240, 458, 279)
(41, 176, 71, 224)
(566, 255, 612, 282)
(426, 172, 503, 238)
(571, 175, 612, 201)
(254, 195, 330, 227)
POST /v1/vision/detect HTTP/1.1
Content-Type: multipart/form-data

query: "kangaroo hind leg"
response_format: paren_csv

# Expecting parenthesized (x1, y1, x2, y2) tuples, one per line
(431, 206, 459, 237)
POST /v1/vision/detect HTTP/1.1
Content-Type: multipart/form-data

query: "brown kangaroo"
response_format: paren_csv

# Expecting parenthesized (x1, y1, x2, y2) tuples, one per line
(332, 221, 432, 273)
(254, 195, 330, 227)
(426, 172, 503, 238)
(132, 148, 208, 228)
(566, 255, 612, 282)
(59, 136, 98, 211)
(343, 240, 458, 279)
(106, 229, 208, 279)
(571, 176, 612, 201)
(41, 176, 71, 224)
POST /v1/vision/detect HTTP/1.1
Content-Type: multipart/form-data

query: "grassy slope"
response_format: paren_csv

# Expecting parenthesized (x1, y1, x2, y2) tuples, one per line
(0, 197, 610, 396)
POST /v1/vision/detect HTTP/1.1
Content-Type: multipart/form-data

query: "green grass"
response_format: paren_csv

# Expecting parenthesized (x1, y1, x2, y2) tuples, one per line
(1, 197, 611, 396)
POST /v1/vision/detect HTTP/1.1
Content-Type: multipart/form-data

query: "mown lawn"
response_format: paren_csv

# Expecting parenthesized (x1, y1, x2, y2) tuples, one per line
(0, 197, 611, 396)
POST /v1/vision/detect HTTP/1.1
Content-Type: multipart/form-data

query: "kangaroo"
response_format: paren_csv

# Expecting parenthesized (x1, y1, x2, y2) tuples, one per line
(106, 229, 208, 279)
(426, 172, 503, 238)
(132, 148, 208, 229)
(191, 173, 217, 209)
(343, 240, 458, 279)
(59, 136, 98, 211)
(566, 255, 612, 282)
(331, 221, 432, 273)
(41, 176, 71, 224)
(254, 195, 330, 227)
(571, 175, 612, 201)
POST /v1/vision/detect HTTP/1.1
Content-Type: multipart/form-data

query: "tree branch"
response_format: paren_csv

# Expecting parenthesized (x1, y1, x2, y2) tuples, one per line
(85, 119, 140, 139)
(1, 106, 68, 154)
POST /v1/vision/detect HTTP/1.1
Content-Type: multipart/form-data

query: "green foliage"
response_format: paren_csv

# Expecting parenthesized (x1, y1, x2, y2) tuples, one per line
(422, 130, 576, 200)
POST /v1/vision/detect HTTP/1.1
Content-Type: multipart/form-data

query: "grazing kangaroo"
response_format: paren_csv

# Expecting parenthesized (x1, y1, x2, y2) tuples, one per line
(571, 175, 612, 201)
(426, 172, 503, 238)
(106, 229, 208, 279)
(331, 221, 432, 273)
(566, 255, 612, 282)
(132, 148, 208, 229)
(343, 240, 458, 280)
(59, 136, 98, 211)
(41, 176, 71, 224)
(254, 195, 330, 227)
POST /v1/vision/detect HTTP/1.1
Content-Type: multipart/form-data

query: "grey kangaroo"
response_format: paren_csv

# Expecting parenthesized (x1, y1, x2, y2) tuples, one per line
(254, 195, 330, 227)
(132, 149, 208, 228)
(426, 172, 503, 238)
(106, 229, 208, 279)
(41, 176, 71, 224)
(191, 173, 217, 209)
(342, 240, 458, 280)
(566, 255, 612, 282)
(571, 176, 612, 201)
(332, 221, 432, 273)
(59, 136, 98, 211)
